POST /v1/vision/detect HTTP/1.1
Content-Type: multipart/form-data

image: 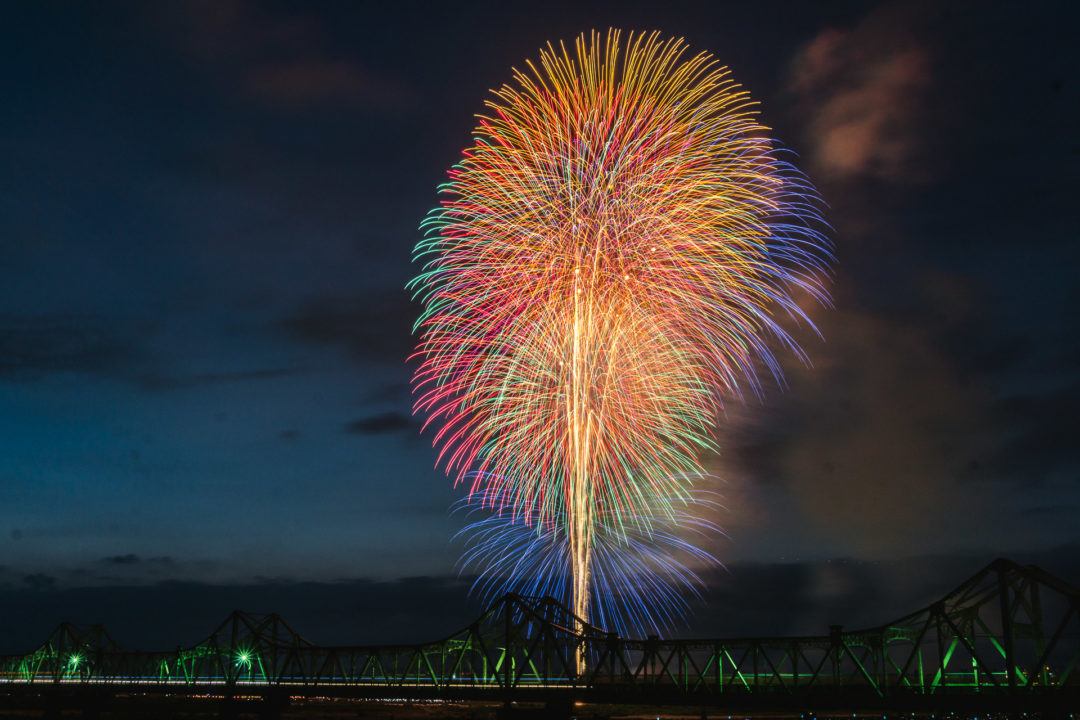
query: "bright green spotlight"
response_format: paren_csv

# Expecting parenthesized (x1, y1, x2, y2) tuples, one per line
(235, 650, 252, 667)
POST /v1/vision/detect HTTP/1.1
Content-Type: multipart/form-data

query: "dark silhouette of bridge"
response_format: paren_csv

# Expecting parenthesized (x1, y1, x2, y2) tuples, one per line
(1, 558, 1077, 716)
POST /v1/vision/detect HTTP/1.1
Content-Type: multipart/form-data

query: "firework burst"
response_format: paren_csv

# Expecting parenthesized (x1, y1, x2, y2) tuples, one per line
(410, 29, 830, 645)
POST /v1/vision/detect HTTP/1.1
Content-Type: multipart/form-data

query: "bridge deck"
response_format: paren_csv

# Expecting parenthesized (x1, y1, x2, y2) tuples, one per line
(2, 559, 1077, 712)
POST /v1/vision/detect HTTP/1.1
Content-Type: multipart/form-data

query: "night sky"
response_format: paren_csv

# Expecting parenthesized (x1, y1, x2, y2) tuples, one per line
(2, 1, 1078, 651)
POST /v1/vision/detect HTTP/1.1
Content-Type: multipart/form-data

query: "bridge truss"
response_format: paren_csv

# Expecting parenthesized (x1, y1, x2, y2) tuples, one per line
(1, 558, 1077, 712)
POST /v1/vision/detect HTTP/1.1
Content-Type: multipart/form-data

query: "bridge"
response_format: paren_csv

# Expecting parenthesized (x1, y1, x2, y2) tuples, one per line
(1, 558, 1077, 716)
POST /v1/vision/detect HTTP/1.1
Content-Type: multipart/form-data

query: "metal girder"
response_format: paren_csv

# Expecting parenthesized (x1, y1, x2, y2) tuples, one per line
(1, 558, 1077, 709)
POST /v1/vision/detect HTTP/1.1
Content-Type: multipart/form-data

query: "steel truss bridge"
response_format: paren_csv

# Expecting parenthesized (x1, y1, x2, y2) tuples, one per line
(1, 559, 1077, 715)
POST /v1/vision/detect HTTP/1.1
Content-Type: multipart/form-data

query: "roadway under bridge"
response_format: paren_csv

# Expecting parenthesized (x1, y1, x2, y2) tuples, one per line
(1, 558, 1077, 717)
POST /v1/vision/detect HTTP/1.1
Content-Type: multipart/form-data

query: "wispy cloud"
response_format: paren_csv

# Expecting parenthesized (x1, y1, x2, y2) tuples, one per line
(278, 293, 414, 364)
(0, 314, 139, 380)
(3, 552, 1076, 654)
(99, 554, 175, 567)
(344, 412, 415, 436)
(787, 4, 931, 183)
(157, 0, 415, 113)
(136, 367, 303, 391)
(246, 58, 415, 111)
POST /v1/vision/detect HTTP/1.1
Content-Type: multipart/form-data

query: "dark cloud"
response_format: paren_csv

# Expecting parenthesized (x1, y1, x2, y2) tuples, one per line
(0, 316, 300, 392)
(21, 574, 57, 592)
(361, 382, 411, 405)
(154, 0, 315, 64)
(947, 332, 1032, 378)
(278, 429, 301, 442)
(0, 574, 475, 654)
(983, 382, 1080, 485)
(719, 270, 1080, 554)
(750, 309, 985, 517)
(246, 59, 416, 111)
(155, 0, 415, 113)
(0, 314, 137, 380)
(693, 549, 1080, 638)
(344, 412, 415, 436)
(711, 266, 1062, 556)
(136, 367, 304, 391)
(279, 294, 415, 364)
(2, 552, 1076, 655)
(99, 555, 175, 567)
(1019, 504, 1078, 518)
(250, 575, 299, 586)
(2, 556, 221, 593)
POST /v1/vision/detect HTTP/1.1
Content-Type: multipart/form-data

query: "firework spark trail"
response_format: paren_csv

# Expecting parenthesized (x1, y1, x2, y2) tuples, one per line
(410, 29, 831, 651)
(455, 489, 724, 638)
